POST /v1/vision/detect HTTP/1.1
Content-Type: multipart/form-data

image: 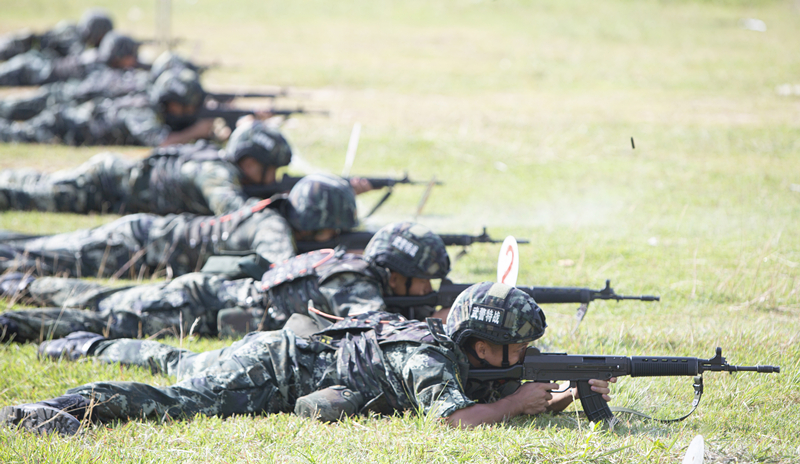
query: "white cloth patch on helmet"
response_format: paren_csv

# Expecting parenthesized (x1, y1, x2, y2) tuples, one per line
(391, 236, 419, 257)
(469, 304, 504, 326)
(252, 132, 276, 152)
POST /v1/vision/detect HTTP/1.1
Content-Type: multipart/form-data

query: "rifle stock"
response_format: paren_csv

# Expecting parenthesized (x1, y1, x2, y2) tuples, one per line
(468, 347, 779, 422)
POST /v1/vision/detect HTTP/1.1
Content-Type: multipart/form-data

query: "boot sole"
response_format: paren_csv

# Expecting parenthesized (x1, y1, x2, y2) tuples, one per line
(0, 404, 80, 435)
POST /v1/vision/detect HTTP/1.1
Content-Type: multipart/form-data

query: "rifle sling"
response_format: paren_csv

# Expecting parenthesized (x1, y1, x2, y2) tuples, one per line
(586, 375, 704, 423)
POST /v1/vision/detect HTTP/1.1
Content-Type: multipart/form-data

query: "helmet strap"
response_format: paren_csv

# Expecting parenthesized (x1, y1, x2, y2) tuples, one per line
(501, 345, 510, 368)
(464, 343, 493, 368)
(404, 276, 413, 295)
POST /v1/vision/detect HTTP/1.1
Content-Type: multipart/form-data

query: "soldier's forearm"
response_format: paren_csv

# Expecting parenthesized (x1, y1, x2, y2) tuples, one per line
(445, 397, 522, 428)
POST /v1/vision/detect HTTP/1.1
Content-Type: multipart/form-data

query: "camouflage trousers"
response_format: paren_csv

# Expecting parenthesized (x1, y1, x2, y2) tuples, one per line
(66, 330, 321, 423)
(0, 152, 133, 213)
(93, 338, 230, 380)
(0, 213, 154, 278)
(0, 210, 215, 278)
(0, 51, 55, 86)
(1, 273, 264, 342)
(0, 88, 49, 120)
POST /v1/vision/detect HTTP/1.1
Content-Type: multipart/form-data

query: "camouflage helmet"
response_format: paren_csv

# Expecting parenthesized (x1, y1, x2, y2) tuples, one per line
(150, 68, 205, 108)
(446, 282, 547, 348)
(363, 222, 450, 279)
(97, 31, 138, 65)
(286, 174, 358, 231)
(225, 121, 292, 168)
(78, 8, 114, 47)
(150, 51, 200, 81)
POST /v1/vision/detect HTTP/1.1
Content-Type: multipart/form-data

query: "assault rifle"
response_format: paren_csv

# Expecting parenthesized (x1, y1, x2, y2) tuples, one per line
(197, 107, 329, 131)
(383, 279, 660, 331)
(468, 346, 779, 423)
(205, 89, 290, 104)
(243, 172, 443, 216)
(295, 227, 529, 254)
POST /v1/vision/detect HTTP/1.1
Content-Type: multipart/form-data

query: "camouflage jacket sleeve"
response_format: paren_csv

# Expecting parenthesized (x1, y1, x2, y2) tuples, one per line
(182, 160, 248, 215)
(383, 343, 474, 418)
(318, 273, 387, 317)
(226, 209, 296, 264)
(118, 105, 170, 146)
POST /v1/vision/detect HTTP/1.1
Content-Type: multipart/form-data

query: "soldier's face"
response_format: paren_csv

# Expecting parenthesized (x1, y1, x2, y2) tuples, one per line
(472, 341, 529, 367)
(294, 228, 338, 242)
(388, 272, 433, 296)
(238, 158, 276, 185)
(111, 55, 137, 69)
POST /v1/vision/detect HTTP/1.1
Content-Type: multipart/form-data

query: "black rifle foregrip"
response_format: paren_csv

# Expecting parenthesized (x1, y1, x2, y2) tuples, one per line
(630, 357, 700, 377)
(576, 380, 614, 422)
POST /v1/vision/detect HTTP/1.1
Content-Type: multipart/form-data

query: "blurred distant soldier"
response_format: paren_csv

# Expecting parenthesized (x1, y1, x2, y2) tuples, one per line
(0, 67, 219, 147)
(0, 222, 451, 342)
(0, 28, 130, 87)
(0, 120, 291, 215)
(0, 34, 149, 121)
(0, 9, 113, 61)
(0, 174, 357, 279)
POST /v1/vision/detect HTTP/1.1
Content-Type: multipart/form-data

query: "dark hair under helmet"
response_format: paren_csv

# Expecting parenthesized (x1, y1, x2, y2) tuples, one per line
(286, 174, 358, 232)
(363, 222, 450, 279)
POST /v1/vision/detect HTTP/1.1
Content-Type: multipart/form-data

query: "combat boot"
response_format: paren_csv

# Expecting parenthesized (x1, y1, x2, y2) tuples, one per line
(38, 331, 106, 360)
(294, 385, 365, 422)
(0, 271, 35, 298)
(0, 394, 90, 435)
(0, 315, 19, 342)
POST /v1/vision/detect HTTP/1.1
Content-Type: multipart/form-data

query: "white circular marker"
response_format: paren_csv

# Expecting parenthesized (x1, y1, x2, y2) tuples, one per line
(496, 236, 519, 287)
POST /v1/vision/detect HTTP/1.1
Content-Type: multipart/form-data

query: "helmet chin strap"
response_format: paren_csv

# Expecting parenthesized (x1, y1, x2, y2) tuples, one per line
(464, 341, 512, 368)
(404, 276, 413, 295)
(464, 344, 493, 368)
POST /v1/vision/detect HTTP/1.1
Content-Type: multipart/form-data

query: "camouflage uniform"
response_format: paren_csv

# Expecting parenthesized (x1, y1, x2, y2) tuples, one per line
(1, 284, 552, 434)
(0, 173, 354, 279)
(0, 48, 103, 87)
(0, 22, 82, 62)
(0, 11, 114, 84)
(58, 311, 479, 424)
(0, 66, 151, 121)
(1, 249, 391, 342)
(0, 141, 251, 215)
(0, 198, 294, 278)
(0, 9, 113, 61)
(0, 93, 169, 146)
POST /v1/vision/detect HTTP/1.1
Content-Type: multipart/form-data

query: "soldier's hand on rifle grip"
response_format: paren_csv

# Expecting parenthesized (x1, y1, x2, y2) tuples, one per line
(510, 382, 558, 415)
(589, 377, 616, 402)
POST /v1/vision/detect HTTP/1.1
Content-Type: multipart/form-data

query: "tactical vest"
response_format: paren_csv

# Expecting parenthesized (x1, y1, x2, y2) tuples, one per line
(308, 311, 468, 414)
(311, 311, 438, 347)
(145, 198, 282, 277)
(130, 140, 228, 214)
(259, 249, 381, 327)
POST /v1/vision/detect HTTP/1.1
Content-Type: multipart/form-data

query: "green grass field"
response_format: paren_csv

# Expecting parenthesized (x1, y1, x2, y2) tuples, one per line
(1, 0, 800, 462)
